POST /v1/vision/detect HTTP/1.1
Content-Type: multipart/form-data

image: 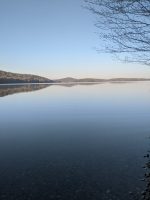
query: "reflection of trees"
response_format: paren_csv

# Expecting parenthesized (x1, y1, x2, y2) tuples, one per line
(0, 83, 102, 97)
(0, 84, 50, 97)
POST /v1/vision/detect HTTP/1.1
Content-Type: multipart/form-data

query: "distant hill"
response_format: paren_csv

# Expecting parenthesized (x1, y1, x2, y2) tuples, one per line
(54, 77, 108, 83)
(108, 78, 150, 82)
(0, 70, 150, 84)
(0, 70, 53, 84)
(54, 77, 150, 83)
(54, 77, 78, 83)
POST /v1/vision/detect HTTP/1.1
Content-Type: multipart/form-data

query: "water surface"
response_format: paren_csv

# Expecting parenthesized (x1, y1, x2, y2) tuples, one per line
(0, 82, 150, 200)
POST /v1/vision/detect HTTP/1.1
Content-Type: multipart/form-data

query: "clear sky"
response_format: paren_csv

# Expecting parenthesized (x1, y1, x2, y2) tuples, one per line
(0, 0, 150, 79)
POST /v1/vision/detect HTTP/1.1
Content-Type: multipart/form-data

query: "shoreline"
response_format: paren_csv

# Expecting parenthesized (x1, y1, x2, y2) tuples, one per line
(1, 80, 150, 85)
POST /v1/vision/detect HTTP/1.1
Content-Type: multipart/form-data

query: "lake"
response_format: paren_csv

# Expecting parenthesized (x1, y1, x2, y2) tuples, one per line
(0, 82, 150, 200)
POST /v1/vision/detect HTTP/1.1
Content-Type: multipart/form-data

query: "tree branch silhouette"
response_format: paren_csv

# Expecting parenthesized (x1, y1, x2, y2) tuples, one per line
(85, 0, 150, 65)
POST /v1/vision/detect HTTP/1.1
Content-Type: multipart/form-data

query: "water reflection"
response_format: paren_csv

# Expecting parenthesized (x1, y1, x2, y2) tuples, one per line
(0, 82, 150, 200)
(0, 83, 101, 97)
(0, 84, 49, 97)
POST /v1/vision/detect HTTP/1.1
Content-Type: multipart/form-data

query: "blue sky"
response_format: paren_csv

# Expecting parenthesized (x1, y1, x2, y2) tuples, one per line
(0, 0, 150, 78)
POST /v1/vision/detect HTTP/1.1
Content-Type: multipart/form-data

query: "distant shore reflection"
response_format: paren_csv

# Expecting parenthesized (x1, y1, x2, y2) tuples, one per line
(0, 84, 50, 97)
(0, 83, 102, 97)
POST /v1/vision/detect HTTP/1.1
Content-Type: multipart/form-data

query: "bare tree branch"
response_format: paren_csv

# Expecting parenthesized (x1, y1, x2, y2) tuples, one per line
(84, 0, 150, 65)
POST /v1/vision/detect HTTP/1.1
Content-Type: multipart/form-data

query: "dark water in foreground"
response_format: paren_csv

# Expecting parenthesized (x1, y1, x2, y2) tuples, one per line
(0, 82, 150, 200)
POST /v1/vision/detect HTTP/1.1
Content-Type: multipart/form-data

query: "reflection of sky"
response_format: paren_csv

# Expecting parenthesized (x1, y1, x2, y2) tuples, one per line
(1, 82, 150, 131)
(0, 0, 150, 78)
(1, 83, 150, 200)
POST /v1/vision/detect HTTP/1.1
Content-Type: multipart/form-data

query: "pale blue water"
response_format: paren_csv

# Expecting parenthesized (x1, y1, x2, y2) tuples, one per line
(0, 82, 150, 200)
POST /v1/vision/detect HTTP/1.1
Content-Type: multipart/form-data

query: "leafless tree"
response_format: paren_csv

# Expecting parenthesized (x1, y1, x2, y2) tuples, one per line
(84, 0, 150, 65)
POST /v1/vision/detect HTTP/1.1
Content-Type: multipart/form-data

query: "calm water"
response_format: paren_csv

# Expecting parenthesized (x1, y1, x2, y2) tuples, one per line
(0, 82, 150, 200)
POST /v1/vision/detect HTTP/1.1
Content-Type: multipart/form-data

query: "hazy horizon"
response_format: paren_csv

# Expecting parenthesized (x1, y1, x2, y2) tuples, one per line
(1, 69, 150, 80)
